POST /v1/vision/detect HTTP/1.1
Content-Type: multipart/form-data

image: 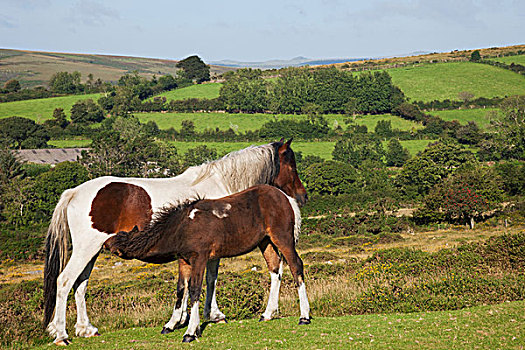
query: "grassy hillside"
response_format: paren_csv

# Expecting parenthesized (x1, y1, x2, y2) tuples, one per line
(134, 112, 423, 133)
(0, 49, 234, 88)
(47, 139, 433, 159)
(385, 62, 525, 102)
(433, 108, 500, 129)
(488, 54, 525, 65)
(154, 83, 222, 101)
(0, 93, 101, 123)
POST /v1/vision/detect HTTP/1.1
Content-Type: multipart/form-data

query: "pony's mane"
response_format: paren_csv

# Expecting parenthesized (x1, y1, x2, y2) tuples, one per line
(191, 143, 280, 193)
(110, 199, 200, 259)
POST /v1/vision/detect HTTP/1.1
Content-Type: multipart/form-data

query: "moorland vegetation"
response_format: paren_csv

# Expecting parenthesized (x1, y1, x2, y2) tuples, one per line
(0, 48, 524, 348)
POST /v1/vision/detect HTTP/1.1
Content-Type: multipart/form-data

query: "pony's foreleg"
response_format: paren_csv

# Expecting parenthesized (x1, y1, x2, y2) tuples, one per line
(47, 244, 103, 345)
(183, 258, 206, 343)
(73, 253, 100, 338)
(203, 259, 226, 323)
(259, 240, 283, 321)
(162, 259, 190, 333)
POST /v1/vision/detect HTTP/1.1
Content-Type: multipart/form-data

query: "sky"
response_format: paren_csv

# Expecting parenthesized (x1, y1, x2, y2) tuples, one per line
(1, 0, 524, 63)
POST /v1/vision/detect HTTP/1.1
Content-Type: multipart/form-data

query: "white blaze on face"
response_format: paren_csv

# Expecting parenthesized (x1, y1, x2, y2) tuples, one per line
(188, 208, 199, 219)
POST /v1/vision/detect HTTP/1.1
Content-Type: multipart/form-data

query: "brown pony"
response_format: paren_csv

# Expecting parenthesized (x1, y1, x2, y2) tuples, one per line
(105, 184, 311, 342)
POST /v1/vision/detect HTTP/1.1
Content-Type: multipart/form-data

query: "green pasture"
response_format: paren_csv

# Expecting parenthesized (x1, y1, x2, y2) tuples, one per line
(166, 141, 336, 160)
(488, 54, 525, 65)
(33, 301, 524, 350)
(48, 139, 92, 148)
(432, 108, 500, 129)
(0, 93, 101, 123)
(154, 83, 222, 101)
(385, 62, 525, 102)
(134, 112, 422, 133)
(48, 139, 432, 160)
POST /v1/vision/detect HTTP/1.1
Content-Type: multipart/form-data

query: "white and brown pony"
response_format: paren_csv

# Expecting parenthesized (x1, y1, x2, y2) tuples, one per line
(105, 184, 310, 342)
(43, 139, 307, 345)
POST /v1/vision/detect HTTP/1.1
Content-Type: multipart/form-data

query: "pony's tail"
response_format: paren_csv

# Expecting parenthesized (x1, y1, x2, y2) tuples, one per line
(43, 188, 76, 327)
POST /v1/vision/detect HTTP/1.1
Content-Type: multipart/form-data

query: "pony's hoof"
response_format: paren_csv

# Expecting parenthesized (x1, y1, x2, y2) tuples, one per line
(214, 318, 227, 324)
(90, 332, 101, 337)
(182, 334, 196, 343)
(259, 316, 270, 322)
(54, 339, 72, 346)
(161, 327, 174, 334)
(298, 317, 311, 325)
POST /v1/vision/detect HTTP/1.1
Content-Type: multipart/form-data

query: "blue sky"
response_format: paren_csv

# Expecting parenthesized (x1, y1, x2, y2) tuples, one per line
(1, 0, 523, 62)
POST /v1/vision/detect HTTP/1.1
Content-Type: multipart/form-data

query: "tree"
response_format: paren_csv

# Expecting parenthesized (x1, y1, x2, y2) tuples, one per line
(44, 108, 69, 129)
(415, 165, 502, 228)
(0, 116, 49, 149)
(458, 91, 475, 103)
(4, 79, 21, 93)
(332, 135, 385, 167)
(176, 55, 210, 83)
(455, 121, 482, 145)
(219, 69, 268, 112)
(385, 139, 410, 167)
(70, 99, 104, 124)
(398, 140, 476, 197)
(80, 116, 171, 177)
(470, 50, 481, 62)
(49, 71, 82, 94)
(478, 95, 525, 161)
(375, 120, 393, 138)
(25, 162, 89, 223)
(157, 74, 178, 91)
(304, 160, 359, 195)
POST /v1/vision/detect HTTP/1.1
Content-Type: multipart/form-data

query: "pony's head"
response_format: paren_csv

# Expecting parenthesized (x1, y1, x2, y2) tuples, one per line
(272, 138, 308, 206)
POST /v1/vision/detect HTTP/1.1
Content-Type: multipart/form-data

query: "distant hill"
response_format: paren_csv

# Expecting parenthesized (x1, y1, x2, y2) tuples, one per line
(210, 56, 367, 69)
(0, 49, 235, 88)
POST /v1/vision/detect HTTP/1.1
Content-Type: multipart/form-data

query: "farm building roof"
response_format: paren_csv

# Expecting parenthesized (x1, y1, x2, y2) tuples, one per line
(14, 148, 88, 165)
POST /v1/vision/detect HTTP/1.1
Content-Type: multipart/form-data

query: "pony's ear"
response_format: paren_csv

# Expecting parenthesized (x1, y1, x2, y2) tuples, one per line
(279, 137, 285, 143)
(285, 138, 293, 147)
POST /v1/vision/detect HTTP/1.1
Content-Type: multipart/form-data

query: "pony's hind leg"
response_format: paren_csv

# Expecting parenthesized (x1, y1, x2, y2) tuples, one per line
(162, 259, 191, 333)
(203, 259, 226, 323)
(47, 241, 104, 344)
(259, 239, 283, 321)
(73, 253, 100, 338)
(183, 257, 207, 343)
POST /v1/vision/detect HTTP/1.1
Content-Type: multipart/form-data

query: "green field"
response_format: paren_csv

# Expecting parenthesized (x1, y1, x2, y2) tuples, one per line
(0, 93, 101, 123)
(385, 62, 525, 102)
(154, 83, 222, 101)
(488, 54, 525, 65)
(433, 108, 500, 129)
(33, 301, 524, 350)
(48, 139, 433, 160)
(135, 112, 423, 133)
(48, 139, 92, 148)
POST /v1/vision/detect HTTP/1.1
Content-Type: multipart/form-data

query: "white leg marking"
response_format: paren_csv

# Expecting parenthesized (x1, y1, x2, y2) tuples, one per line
(261, 260, 283, 320)
(164, 282, 189, 330)
(185, 301, 201, 337)
(74, 280, 99, 337)
(298, 282, 310, 319)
